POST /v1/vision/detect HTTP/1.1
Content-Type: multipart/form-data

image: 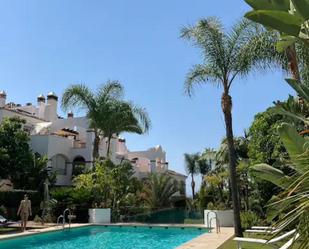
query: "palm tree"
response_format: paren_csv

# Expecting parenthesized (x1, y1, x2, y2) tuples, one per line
(197, 157, 211, 182)
(61, 81, 123, 159)
(98, 100, 151, 157)
(184, 153, 199, 198)
(181, 18, 284, 236)
(142, 173, 178, 210)
(199, 148, 215, 181)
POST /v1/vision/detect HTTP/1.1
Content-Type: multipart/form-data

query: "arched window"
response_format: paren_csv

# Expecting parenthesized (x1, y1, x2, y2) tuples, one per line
(51, 154, 68, 175)
(72, 156, 86, 176)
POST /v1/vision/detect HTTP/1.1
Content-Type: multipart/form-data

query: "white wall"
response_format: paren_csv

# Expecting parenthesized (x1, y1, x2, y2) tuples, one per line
(88, 208, 111, 223)
(204, 210, 234, 228)
(0, 109, 43, 126)
(31, 135, 74, 185)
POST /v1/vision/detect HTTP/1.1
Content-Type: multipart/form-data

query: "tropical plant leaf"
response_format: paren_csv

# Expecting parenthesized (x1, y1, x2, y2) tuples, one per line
(291, 0, 309, 20)
(245, 0, 290, 11)
(277, 123, 309, 173)
(250, 163, 292, 189)
(286, 78, 309, 102)
(272, 106, 309, 124)
(245, 10, 303, 36)
(276, 36, 297, 52)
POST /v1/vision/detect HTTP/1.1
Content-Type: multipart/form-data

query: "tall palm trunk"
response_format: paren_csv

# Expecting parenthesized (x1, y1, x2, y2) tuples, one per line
(106, 134, 112, 158)
(221, 91, 243, 237)
(93, 130, 100, 160)
(286, 45, 300, 81)
(191, 173, 195, 198)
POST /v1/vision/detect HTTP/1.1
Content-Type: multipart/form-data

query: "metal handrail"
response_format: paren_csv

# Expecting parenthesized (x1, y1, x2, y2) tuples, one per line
(63, 208, 72, 229)
(209, 217, 221, 234)
(206, 211, 221, 233)
(206, 211, 217, 227)
(57, 215, 64, 227)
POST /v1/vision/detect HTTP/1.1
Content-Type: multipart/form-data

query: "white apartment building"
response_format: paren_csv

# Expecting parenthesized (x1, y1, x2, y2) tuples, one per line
(0, 90, 186, 195)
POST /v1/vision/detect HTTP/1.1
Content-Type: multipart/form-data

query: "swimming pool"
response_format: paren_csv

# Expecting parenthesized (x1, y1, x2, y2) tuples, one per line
(0, 225, 208, 249)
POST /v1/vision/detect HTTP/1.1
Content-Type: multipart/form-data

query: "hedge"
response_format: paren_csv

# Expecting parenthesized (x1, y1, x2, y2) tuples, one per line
(0, 190, 41, 220)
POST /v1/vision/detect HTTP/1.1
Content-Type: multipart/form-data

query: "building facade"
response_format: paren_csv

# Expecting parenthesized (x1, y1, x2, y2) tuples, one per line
(0, 90, 186, 195)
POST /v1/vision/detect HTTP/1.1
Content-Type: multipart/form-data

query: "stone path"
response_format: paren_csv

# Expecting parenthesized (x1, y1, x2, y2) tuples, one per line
(177, 227, 234, 249)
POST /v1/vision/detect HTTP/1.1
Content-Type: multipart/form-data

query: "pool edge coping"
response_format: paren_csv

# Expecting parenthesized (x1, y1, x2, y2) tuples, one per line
(0, 223, 226, 248)
(0, 223, 212, 241)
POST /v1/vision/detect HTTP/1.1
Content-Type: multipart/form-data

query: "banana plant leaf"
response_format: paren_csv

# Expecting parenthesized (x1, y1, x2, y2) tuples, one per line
(276, 36, 297, 52)
(245, 0, 290, 11)
(245, 10, 303, 36)
(285, 78, 309, 102)
(251, 163, 293, 189)
(291, 0, 309, 20)
(278, 123, 309, 173)
(271, 107, 309, 124)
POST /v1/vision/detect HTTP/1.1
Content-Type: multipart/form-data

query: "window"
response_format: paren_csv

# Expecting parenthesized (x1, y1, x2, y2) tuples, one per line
(51, 154, 67, 175)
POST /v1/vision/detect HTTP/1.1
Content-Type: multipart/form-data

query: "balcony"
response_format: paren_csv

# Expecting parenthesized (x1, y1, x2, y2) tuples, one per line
(73, 140, 86, 149)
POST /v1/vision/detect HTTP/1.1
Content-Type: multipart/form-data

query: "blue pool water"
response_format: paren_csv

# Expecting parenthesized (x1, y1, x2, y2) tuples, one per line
(0, 226, 208, 249)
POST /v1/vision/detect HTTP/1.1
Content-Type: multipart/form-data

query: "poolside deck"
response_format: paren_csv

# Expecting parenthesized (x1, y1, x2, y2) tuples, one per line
(176, 227, 234, 249)
(0, 223, 90, 240)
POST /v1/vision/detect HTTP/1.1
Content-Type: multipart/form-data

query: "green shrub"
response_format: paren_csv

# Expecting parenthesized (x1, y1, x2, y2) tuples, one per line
(241, 211, 260, 229)
(33, 215, 42, 223)
(206, 202, 228, 210)
(0, 190, 41, 219)
(50, 187, 93, 223)
(0, 205, 7, 216)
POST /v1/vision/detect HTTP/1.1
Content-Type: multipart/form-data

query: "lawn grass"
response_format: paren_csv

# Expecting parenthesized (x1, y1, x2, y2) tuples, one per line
(218, 233, 300, 249)
(0, 227, 19, 234)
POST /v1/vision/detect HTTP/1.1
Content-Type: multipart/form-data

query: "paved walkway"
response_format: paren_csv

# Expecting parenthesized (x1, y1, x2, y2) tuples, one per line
(177, 227, 234, 249)
(0, 223, 90, 240)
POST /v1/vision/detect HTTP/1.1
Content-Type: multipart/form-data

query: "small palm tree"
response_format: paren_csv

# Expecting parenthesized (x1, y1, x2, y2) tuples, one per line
(181, 18, 284, 236)
(62, 82, 151, 159)
(61, 81, 123, 159)
(98, 101, 151, 157)
(197, 157, 211, 182)
(184, 153, 199, 198)
(142, 173, 178, 210)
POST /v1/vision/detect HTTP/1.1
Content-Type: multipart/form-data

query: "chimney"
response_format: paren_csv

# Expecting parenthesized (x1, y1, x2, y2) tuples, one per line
(0, 90, 6, 108)
(37, 94, 46, 119)
(37, 94, 45, 104)
(67, 111, 74, 118)
(46, 92, 58, 121)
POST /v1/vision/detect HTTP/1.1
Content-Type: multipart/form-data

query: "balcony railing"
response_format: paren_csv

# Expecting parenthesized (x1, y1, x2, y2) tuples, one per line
(73, 140, 86, 148)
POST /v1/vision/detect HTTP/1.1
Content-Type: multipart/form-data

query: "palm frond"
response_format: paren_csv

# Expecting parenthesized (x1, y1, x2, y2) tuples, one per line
(184, 153, 199, 174)
(229, 22, 285, 81)
(184, 64, 221, 96)
(96, 80, 124, 103)
(130, 104, 151, 133)
(61, 84, 96, 112)
(181, 17, 227, 79)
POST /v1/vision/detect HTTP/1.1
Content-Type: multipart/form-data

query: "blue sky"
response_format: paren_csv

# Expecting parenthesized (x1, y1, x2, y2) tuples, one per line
(0, 0, 294, 194)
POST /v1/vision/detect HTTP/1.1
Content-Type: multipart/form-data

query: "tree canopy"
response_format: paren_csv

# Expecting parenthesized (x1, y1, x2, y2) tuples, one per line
(0, 117, 52, 190)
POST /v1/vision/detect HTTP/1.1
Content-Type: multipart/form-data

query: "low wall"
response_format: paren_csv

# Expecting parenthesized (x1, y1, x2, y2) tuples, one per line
(204, 210, 234, 227)
(88, 208, 111, 223)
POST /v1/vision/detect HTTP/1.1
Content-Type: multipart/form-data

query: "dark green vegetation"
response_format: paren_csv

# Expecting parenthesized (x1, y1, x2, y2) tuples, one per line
(183, 0, 309, 243)
(181, 17, 285, 236)
(0, 117, 55, 190)
(51, 160, 184, 222)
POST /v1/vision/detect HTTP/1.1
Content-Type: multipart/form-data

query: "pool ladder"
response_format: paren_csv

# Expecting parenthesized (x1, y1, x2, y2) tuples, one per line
(206, 211, 221, 234)
(57, 208, 72, 229)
